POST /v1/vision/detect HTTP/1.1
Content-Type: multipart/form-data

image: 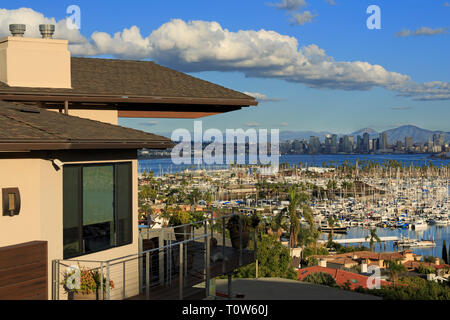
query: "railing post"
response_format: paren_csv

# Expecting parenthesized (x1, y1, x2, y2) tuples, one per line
(222, 216, 226, 274)
(146, 252, 150, 300)
(52, 260, 56, 300)
(159, 229, 165, 287)
(105, 262, 110, 300)
(100, 262, 104, 300)
(123, 261, 126, 299)
(254, 228, 258, 279)
(138, 230, 143, 294)
(239, 212, 243, 266)
(56, 260, 60, 300)
(179, 242, 184, 300)
(205, 235, 210, 298)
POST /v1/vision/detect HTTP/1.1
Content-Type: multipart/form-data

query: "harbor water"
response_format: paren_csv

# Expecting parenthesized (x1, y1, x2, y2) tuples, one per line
(323, 225, 450, 259)
(139, 154, 450, 176)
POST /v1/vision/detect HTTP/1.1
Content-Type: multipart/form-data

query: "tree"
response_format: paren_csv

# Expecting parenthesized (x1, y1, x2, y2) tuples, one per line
(234, 234, 297, 280)
(287, 186, 301, 249)
(365, 228, 381, 251)
(442, 240, 448, 265)
(387, 259, 407, 284)
(327, 216, 337, 247)
(303, 272, 337, 287)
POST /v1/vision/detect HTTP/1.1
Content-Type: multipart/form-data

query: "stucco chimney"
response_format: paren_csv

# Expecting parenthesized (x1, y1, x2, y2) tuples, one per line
(0, 24, 71, 88)
(361, 262, 368, 273)
(319, 259, 327, 268)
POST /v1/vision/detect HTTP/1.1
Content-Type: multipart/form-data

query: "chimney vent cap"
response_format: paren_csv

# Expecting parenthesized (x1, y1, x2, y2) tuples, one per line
(39, 24, 55, 39)
(9, 24, 26, 37)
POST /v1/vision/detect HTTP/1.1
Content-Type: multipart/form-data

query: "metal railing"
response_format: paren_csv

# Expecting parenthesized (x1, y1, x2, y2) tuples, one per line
(52, 210, 257, 300)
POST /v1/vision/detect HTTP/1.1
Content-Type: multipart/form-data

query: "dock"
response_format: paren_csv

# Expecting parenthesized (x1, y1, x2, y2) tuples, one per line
(318, 236, 399, 244)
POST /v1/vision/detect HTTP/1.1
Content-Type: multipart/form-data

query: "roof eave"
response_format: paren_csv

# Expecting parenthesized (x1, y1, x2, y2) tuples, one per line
(0, 141, 174, 152)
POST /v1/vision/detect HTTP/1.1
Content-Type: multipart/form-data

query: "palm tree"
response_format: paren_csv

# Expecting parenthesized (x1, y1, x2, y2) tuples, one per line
(327, 216, 337, 247)
(365, 228, 381, 251)
(386, 259, 407, 284)
(288, 186, 301, 249)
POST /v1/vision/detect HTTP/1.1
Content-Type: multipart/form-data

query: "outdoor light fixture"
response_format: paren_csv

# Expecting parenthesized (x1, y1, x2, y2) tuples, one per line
(2, 188, 21, 216)
(51, 159, 64, 170)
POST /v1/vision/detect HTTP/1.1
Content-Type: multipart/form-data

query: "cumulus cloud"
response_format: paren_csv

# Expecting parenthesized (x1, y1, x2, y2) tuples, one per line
(290, 11, 317, 25)
(243, 92, 282, 102)
(0, 8, 449, 101)
(395, 27, 448, 37)
(0, 8, 86, 43)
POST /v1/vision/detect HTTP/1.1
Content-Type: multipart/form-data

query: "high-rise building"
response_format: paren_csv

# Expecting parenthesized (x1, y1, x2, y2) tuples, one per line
(309, 136, 321, 154)
(379, 132, 388, 150)
(330, 134, 338, 154)
(342, 135, 353, 153)
(405, 136, 413, 150)
(363, 132, 370, 153)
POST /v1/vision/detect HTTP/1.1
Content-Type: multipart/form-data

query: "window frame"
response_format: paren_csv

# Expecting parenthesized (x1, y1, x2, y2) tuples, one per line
(63, 161, 133, 259)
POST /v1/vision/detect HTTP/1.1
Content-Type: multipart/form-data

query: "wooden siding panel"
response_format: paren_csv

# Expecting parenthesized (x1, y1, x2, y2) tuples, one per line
(0, 241, 47, 300)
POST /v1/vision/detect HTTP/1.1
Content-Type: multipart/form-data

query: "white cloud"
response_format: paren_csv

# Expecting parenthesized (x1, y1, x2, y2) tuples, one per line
(395, 26, 448, 37)
(0, 8, 86, 44)
(270, 0, 308, 11)
(291, 11, 317, 25)
(243, 92, 282, 102)
(0, 8, 449, 101)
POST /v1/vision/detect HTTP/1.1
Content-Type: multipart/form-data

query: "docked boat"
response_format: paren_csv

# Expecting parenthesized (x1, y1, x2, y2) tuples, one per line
(395, 236, 436, 247)
(412, 219, 427, 230)
(435, 218, 449, 226)
(318, 220, 348, 233)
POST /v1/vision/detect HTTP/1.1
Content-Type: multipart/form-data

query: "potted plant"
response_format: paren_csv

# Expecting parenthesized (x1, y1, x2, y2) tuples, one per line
(226, 214, 260, 249)
(61, 265, 114, 300)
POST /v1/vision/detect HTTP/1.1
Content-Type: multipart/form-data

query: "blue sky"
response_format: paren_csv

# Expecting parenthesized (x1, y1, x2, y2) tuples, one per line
(2, 0, 449, 135)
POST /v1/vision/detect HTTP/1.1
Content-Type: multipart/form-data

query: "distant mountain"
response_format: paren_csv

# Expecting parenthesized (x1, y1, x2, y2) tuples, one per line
(382, 125, 450, 144)
(279, 130, 334, 141)
(351, 128, 378, 139)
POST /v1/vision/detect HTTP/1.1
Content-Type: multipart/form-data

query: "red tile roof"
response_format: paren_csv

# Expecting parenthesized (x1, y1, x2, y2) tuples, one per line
(298, 266, 392, 290)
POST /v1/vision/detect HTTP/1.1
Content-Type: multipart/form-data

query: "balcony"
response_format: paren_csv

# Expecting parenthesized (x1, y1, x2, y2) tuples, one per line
(52, 211, 257, 300)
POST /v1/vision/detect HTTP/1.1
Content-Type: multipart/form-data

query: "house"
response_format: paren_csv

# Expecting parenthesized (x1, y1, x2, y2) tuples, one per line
(0, 24, 257, 300)
(297, 266, 392, 290)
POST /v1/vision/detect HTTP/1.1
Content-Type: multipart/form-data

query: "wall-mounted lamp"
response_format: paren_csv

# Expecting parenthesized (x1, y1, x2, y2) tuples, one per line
(51, 159, 64, 170)
(2, 188, 21, 216)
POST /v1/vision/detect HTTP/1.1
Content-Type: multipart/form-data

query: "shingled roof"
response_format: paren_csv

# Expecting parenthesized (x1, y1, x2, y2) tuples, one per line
(0, 57, 257, 106)
(0, 100, 173, 151)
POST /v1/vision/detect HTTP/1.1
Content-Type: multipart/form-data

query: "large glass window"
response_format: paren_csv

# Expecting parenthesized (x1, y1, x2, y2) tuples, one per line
(63, 162, 132, 259)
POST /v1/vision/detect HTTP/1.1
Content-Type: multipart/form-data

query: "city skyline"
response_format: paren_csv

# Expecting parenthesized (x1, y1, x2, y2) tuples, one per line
(1, 1, 449, 133)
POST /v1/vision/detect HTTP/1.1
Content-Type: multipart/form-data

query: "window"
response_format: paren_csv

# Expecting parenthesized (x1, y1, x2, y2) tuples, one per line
(63, 162, 132, 259)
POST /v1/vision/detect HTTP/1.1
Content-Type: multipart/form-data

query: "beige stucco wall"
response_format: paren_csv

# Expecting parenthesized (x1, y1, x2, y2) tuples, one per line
(0, 36, 71, 88)
(68, 109, 118, 125)
(47, 109, 119, 125)
(0, 152, 139, 300)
